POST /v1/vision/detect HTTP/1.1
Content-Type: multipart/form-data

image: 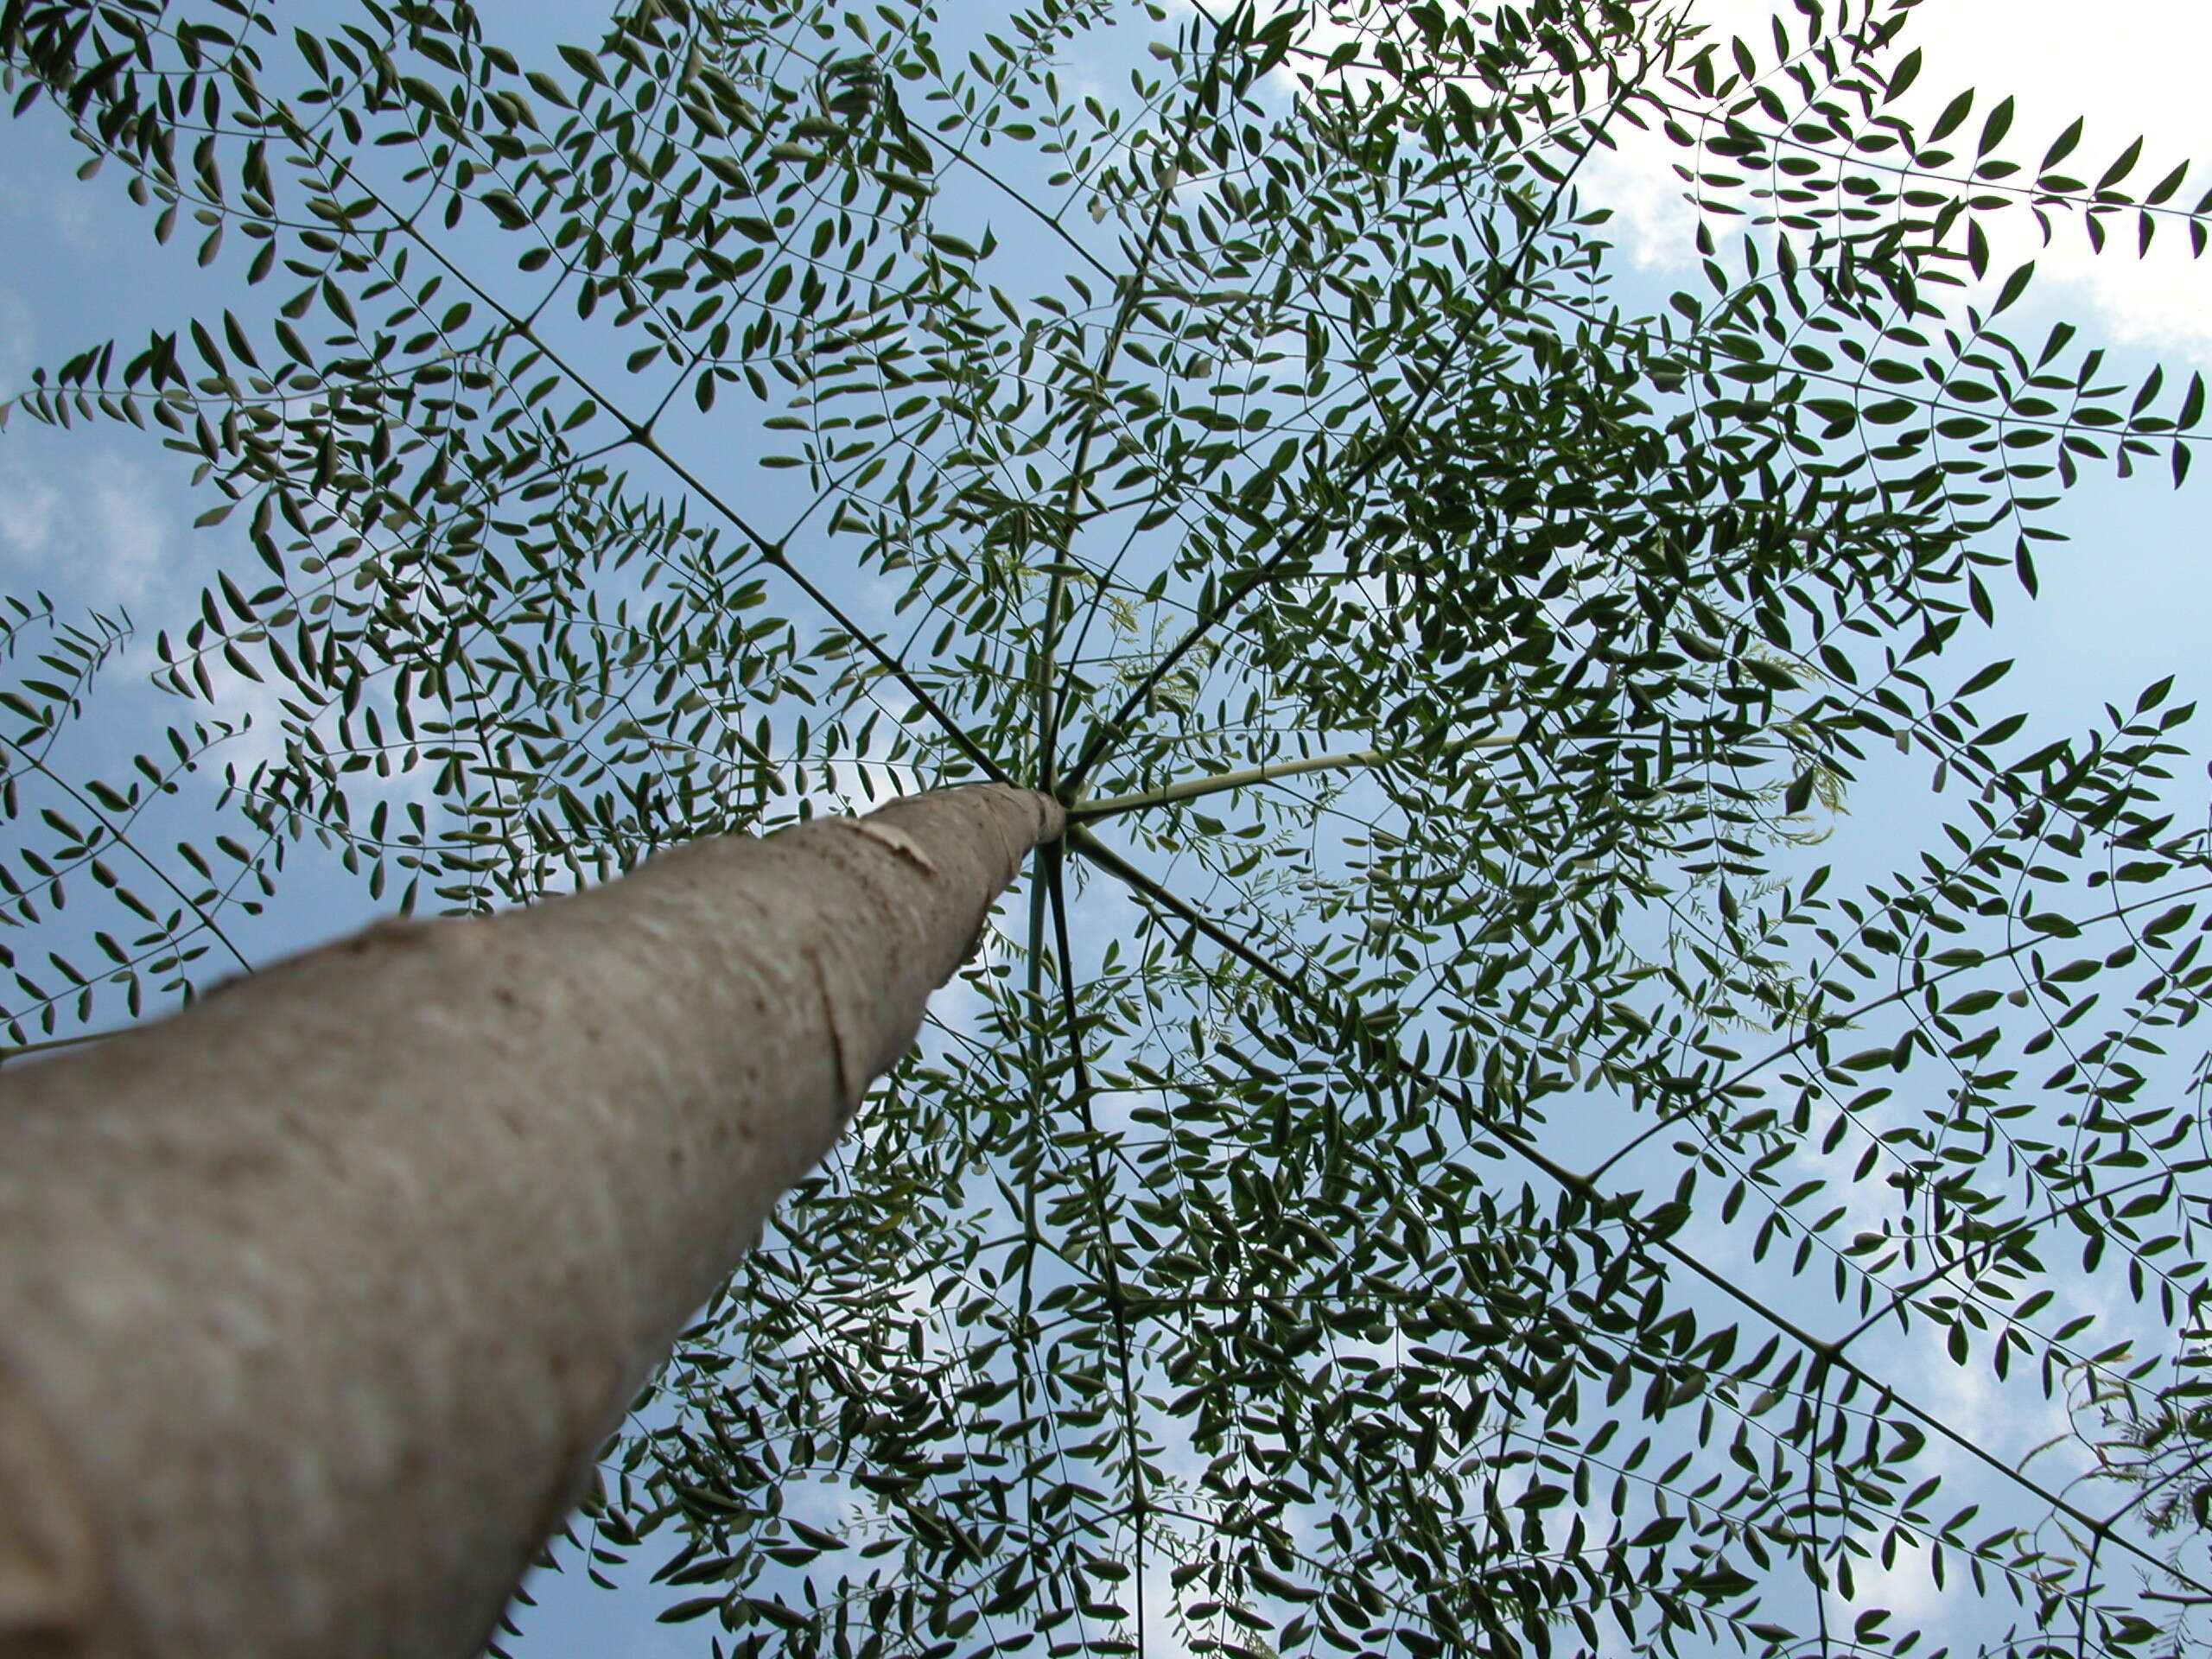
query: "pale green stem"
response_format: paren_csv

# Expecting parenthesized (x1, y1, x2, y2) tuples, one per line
(0, 1030, 112, 1064)
(1063, 730, 1509, 823)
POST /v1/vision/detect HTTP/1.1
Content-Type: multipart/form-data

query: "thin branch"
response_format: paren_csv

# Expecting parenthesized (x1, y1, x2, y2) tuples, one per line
(1065, 730, 1508, 823)
(0, 1029, 114, 1064)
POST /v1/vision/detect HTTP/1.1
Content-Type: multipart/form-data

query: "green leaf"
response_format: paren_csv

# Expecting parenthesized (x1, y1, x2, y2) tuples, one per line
(1927, 89, 1975, 146)
(875, 171, 934, 201)
(658, 1597, 726, 1623)
(480, 192, 531, 230)
(1975, 96, 2014, 157)
(2041, 117, 2083, 173)
(1943, 989, 2001, 1017)
(1993, 261, 2036, 313)
(1884, 47, 1922, 104)
(1956, 659, 2012, 697)
(2098, 136, 2145, 191)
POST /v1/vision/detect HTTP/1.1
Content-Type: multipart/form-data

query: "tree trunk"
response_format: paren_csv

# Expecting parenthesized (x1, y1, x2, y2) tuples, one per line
(0, 784, 1061, 1659)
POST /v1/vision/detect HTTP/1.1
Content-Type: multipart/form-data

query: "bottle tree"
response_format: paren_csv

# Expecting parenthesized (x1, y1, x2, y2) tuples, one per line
(4, 0, 2212, 1655)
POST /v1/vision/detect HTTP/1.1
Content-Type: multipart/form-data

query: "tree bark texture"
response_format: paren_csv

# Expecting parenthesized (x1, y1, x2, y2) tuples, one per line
(0, 784, 1063, 1659)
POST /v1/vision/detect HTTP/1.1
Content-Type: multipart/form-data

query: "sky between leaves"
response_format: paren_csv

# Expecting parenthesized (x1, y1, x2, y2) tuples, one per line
(2, 0, 2211, 1653)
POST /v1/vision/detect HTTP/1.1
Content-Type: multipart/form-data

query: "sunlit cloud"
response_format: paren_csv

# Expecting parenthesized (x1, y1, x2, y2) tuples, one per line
(0, 454, 60, 566)
(1578, 0, 2212, 358)
(48, 185, 99, 253)
(0, 287, 34, 400)
(0, 447, 174, 607)
(81, 454, 173, 605)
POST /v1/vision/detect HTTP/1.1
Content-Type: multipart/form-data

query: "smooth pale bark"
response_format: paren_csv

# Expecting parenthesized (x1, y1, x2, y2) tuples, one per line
(0, 784, 1062, 1659)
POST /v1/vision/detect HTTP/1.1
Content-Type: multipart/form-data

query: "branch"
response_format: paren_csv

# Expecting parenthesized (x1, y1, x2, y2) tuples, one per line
(1065, 730, 1507, 823)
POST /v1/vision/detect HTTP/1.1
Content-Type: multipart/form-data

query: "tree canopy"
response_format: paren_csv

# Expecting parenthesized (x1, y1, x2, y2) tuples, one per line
(5, 0, 2212, 1653)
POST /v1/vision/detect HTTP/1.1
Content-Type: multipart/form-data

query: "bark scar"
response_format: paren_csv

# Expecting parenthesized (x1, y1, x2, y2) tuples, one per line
(827, 816, 938, 874)
(810, 945, 860, 1116)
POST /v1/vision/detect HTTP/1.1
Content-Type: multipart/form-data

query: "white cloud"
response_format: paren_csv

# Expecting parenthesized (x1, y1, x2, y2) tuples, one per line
(1832, 1536, 1948, 1632)
(1578, 0, 2212, 358)
(0, 455, 61, 564)
(47, 185, 98, 253)
(0, 288, 34, 400)
(0, 446, 173, 607)
(82, 454, 173, 604)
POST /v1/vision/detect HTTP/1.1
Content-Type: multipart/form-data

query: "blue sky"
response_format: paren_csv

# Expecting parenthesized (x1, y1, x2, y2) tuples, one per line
(4, 0, 2212, 1652)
